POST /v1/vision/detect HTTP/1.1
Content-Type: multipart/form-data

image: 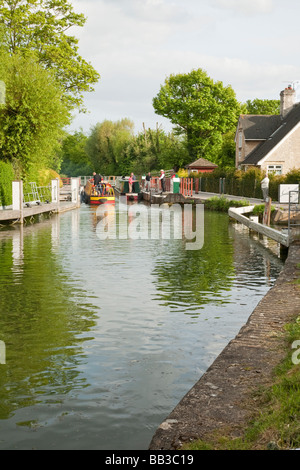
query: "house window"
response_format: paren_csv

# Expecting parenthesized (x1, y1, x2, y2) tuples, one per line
(267, 165, 282, 175)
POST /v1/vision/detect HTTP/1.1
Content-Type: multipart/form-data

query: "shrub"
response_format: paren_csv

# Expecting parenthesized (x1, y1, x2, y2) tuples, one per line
(205, 196, 250, 212)
(190, 167, 300, 201)
(0, 160, 14, 207)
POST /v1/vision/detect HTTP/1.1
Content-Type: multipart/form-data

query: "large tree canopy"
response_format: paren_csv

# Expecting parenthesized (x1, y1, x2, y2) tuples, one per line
(245, 99, 280, 115)
(0, 52, 71, 175)
(152, 68, 242, 160)
(86, 119, 135, 175)
(0, 0, 100, 110)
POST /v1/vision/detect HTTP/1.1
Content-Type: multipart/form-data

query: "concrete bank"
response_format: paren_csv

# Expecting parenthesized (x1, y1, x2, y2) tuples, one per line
(149, 242, 300, 450)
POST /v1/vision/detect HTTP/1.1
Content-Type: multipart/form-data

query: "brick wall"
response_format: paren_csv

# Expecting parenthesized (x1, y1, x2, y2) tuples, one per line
(261, 123, 300, 174)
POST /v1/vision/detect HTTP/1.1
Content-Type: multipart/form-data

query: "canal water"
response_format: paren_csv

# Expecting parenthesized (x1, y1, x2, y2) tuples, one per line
(0, 203, 284, 450)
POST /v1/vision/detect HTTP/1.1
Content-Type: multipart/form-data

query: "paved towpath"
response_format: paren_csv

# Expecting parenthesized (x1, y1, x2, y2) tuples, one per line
(188, 191, 286, 207)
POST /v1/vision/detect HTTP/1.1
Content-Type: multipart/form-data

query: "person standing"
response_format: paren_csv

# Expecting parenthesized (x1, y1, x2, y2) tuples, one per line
(128, 173, 133, 193)
(159, 169, 165, 193)
(261, 175, 270, 201)
(145, 172, 151, 192)
(93, 172, 102, 186)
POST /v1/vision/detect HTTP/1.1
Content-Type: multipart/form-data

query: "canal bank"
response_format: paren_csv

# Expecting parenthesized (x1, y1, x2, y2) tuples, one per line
(149, 241, 300, 450)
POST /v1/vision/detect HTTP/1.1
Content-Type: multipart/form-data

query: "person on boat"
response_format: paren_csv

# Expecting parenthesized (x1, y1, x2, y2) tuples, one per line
(93, 172, 102, 187)
(132, 173, 137, 192)
(129, 173, 133, 193)
(159, 169, 165, 193)
(145, 172, 151, 192)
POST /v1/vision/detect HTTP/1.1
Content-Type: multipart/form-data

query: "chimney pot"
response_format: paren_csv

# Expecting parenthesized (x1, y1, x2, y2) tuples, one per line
(280, 87, 296, 117)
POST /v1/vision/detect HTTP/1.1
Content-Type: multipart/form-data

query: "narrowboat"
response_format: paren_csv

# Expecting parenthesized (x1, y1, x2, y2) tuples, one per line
(115, 178, 142, 202)
(81, 179, 115, 205)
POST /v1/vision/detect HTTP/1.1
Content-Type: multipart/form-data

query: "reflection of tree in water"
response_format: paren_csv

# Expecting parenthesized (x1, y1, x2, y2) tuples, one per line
(152, 211, 235, 311)
(0, 227, 97, 420)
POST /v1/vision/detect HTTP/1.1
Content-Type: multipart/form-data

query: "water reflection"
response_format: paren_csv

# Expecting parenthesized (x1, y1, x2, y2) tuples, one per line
(0, 205, 284, 449)
(0, 216, 98, 421)
(152, 211, 235, 312)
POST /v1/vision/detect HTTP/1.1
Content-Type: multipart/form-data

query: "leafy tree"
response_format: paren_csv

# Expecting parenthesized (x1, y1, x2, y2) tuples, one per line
(123, 126, 189, 175)
(59, 130, 92, 177)
(86, 119, 135, 175)
(214, 131, 236, 168)
(0, 0, 100, 110)
(152, 68, 242, 161)
(245, 99, 280, 115)
(0, 52, 71, 176)
(0, 160, 14, 206)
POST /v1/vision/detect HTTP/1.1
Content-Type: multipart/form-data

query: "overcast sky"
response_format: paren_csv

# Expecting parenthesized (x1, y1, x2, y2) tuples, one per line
(69, 0, 300, 135)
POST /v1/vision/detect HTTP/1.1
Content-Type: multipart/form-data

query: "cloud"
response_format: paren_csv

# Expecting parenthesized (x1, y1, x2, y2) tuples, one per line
(112, 0, 189, 23)
(69, 0, 300, 134)
(213, 0, 273, 15)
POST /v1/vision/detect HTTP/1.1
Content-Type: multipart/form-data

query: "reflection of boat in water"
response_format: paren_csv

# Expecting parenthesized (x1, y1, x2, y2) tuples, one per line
(81, 179, 115, 205)
(115, 178, 142, 202)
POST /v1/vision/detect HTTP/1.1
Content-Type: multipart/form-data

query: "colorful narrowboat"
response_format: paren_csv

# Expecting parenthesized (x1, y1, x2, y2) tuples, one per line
(82, 179, 115, 205)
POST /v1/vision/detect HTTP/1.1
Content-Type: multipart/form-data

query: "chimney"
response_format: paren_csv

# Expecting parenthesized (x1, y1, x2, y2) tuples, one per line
(280, 86, 296, 118)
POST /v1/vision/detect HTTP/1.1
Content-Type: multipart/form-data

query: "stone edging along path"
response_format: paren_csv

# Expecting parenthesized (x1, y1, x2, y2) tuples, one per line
(149, 242, 300, 450)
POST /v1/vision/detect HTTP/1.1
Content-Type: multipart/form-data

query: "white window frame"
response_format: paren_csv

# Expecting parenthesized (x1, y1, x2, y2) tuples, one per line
(267, 165, 282, 175)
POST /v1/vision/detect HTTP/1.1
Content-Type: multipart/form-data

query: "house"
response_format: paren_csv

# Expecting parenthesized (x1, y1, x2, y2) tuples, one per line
(186, 157, 218, 174)
(235, 86, 300, 175)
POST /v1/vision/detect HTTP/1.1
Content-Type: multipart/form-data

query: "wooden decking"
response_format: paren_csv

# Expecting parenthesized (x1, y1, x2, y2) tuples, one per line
(228, 205, 290, 247)
(0, 201, 79, 224)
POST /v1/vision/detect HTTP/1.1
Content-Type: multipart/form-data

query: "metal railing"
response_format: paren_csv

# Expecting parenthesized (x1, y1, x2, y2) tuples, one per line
(288, 189, 300, 241)
(23, 182, 51, 207)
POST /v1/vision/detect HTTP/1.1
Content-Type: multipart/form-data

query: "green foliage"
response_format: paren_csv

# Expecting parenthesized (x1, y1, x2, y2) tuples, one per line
(86, 119, 135, 175)
(283, 168, 300, 184)
(245, 99, 280, 115)
(214, 130, 236, 168)
(0, 0, 100, 111)
(123, 126, 190, 175)
(193, 167, 300, 202)
(252, 204, 275, 216)
(0, 160, 14, 206)
(152, 68, 242, 160)
(0, 53, 70, 176)
(59, 130, 92, 177)
(84, 120, 189, 176)
(204, 196, 250, 212)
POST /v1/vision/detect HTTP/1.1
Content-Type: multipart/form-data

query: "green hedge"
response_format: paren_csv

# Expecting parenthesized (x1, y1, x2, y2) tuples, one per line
(0, 161, 14, 207)
(191, 168, 300, 201)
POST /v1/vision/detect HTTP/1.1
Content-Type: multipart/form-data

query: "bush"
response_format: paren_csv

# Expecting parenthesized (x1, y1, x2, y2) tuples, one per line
(191, 167, 300, 201)
(204, 196, 250, 212)
(0, 160, 14, 207)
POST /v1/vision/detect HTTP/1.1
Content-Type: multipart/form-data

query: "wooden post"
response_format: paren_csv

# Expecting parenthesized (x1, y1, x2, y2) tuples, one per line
(71, 177, 80, 206)
(12, 180, 23, 224)
(263, 197, 272, 226)
(51, 178, 60, 212)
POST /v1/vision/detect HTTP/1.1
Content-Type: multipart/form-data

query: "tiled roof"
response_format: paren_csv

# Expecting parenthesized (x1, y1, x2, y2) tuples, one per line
(242, 103, 300, 165)
(187, 158, 218, 168)
(239, 114, 281, 140)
